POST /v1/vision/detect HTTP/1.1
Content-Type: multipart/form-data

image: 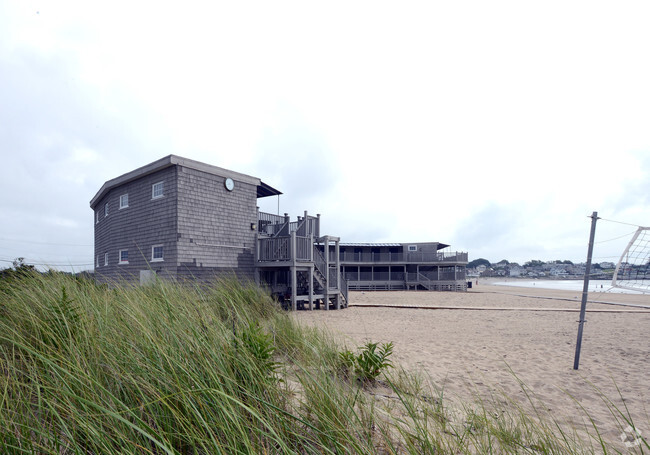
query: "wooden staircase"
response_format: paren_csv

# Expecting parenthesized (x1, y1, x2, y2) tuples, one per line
(313, 244, 348, 309)
(256, 211, 348, 310)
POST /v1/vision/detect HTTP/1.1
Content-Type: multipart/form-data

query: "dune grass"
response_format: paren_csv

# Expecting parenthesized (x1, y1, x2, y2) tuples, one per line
(0, 271, 646, 454)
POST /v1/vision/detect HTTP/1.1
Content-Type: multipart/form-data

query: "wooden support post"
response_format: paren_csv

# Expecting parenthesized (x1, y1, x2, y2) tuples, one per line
(308, 265, 314, 310)
(291, 266, 297, 311)
(574, 211, 599, 370)
(323, 235, 330, 311)
(291, 231, 297, 311)
(335, 238, 341, 310)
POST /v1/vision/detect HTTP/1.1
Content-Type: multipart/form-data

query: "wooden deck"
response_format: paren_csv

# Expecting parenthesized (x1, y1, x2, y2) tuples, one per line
(255, 210, 469, 304)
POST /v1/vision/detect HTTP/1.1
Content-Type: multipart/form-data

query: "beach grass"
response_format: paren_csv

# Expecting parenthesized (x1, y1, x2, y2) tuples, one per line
(0, 271, 646, 454)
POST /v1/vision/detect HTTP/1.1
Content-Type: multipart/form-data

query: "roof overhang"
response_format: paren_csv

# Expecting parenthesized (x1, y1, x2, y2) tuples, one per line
(257, 181, 282, 198)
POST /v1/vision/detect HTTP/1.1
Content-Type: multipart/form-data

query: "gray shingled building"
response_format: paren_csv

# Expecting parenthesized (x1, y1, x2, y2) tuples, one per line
(90, 155, 467, 310)
(90, 155, 280, 282)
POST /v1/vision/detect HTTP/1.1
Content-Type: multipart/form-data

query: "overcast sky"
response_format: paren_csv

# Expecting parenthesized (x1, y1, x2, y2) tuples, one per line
(1, 1, 649, 272)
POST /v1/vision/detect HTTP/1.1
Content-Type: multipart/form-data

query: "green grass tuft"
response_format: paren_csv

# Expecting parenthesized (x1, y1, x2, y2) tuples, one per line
(0, 271, 645, 454)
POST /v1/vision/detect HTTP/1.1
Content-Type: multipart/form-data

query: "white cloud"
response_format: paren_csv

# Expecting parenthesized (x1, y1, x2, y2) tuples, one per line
(1, 1, 649, 270)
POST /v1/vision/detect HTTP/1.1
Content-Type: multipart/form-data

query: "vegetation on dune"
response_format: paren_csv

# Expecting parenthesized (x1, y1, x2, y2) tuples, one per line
(0, 271, 646, 454)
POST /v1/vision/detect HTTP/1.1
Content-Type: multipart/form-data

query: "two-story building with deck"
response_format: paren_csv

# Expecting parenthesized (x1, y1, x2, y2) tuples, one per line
(90, 155, 346, 310)
(90, 155, 468, 310)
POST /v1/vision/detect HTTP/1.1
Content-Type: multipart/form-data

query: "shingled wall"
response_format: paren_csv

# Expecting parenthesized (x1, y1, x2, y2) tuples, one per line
(94, 166, 178, 282)
(175, 166, 258, 281)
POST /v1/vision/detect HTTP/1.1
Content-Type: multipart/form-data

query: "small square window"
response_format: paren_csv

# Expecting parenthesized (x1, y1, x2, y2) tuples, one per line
(408, 245, 417, 252)
(152, 181, 164, 199)
(104, 202, 109, 217)
(119, 194, 129, 209)
(119, 249, 129, 264)
(104, 252, 109, 266)
(152, 245, 164, 262)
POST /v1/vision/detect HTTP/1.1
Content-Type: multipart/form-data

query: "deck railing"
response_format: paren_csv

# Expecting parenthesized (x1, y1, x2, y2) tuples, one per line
(258, 211, 320, 238)
(336, 251, 468, 264)
(258, 212, 287, 237)
(257, 235, 312, 262)
(295, 236, 312, 261)
(257, 237, 290, 261)
(405, 267, 466, 282)
(347, 271, 407, 281)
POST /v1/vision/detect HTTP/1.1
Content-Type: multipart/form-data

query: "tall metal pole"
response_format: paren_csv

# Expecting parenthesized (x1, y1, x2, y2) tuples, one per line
(573, 211, 599, 370)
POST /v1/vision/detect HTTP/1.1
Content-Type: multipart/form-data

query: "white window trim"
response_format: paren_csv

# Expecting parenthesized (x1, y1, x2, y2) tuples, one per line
(152, 181, 164, 199)
(151, 244, 164, 262)
(408, 245, 418, 252)
(118, 249, 129, 264)
(119, 194, 129, 209)
(104, 252, 109, 266)
(104, 202, 109, 217)
(96, 211, 99, 224)
(96, 255, 100, 267)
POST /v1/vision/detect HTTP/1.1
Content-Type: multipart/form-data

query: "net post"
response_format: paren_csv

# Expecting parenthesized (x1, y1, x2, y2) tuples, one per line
(573, 211, 599, 370)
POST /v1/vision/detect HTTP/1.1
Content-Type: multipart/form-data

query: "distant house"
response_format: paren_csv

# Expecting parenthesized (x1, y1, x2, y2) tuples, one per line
(90, 155, 468, 309)
(508, 265, 523, 277)
(550, 267, 570, 277)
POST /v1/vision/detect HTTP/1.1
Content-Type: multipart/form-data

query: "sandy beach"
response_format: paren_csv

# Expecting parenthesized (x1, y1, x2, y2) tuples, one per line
(294, 281, 650, 447)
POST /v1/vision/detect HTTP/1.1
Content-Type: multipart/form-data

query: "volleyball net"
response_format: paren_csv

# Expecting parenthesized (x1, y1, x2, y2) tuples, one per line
(611, 226, 650, 293)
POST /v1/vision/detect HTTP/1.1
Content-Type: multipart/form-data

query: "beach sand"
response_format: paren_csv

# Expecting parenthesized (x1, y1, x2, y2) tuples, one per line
(293, 281, 650, 447)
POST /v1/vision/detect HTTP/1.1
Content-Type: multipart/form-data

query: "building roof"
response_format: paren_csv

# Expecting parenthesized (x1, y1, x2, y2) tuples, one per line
(340, 243, 403, 247)
(340, 242, 450, 250)
(90, 155, 282, 208)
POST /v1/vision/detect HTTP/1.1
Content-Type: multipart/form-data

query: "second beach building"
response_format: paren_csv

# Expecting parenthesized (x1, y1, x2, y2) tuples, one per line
(336, 242, 468, 291)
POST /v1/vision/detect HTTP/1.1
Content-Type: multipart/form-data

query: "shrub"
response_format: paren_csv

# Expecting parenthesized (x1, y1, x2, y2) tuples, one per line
(339, 341, 394, 384)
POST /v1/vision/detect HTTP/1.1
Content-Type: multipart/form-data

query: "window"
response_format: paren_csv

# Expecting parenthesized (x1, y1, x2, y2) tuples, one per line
(119, 194, 129, 209)
(408, 245, 417, 252)
(96, 255, 100, 267)
(104, 202, 109, 217)
(119, 249, 129, 264)
(152, 244, 164, 262)
(96, 211, 99, 224)
(152, 181, 164, 199)
(104, 252, 109, 266)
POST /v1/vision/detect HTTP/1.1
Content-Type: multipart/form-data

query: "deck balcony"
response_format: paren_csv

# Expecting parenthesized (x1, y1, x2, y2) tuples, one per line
(257, 211, 320, 239)
(256, 210, 322, 265)
(336, 251, 468, 264)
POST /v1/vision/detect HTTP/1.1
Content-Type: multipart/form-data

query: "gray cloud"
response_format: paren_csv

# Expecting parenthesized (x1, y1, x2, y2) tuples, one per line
(0, 46, 167, 269)
(252, 107, 341, 218)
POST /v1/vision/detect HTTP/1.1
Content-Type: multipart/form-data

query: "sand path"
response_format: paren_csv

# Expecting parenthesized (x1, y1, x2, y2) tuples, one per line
(293, 282, 650, 447)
